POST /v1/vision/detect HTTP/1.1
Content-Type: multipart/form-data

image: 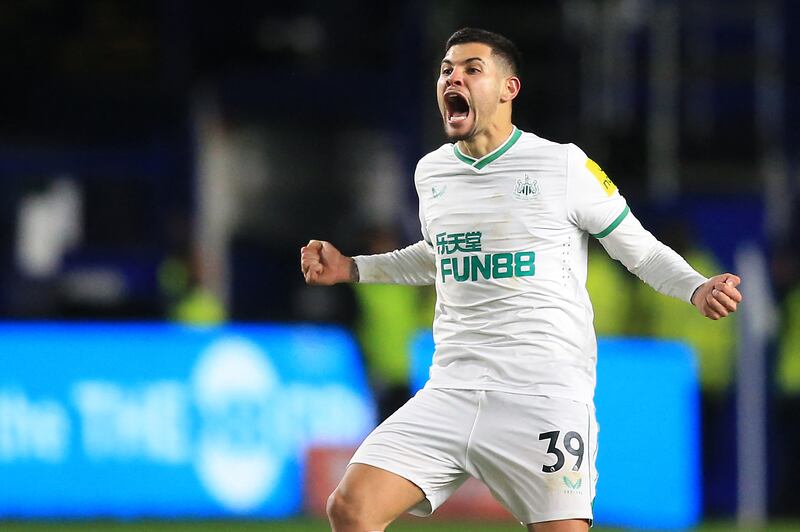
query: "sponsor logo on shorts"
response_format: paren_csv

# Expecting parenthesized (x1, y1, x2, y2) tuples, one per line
(560, 471, 584, 494)
(547, 471, 584, 495)
(563, 475, 582, 490)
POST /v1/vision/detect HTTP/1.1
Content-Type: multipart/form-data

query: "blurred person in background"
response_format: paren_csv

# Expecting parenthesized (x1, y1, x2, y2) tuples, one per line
(633, 219, 736, 516)
(300, 27, 742, 532)
(585, 243, 635, 337)
(159, 251, 226, 325)
(352, 226, 435, 422)
(158, 214, 226, 325)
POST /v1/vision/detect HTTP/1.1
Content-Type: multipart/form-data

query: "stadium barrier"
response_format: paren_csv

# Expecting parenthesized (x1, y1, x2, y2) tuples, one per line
(0, 323, 374, 518)
(0, 323, 699, 529)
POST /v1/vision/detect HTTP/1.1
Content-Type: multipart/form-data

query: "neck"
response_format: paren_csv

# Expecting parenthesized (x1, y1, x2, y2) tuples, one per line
(457, 121, 514, 159)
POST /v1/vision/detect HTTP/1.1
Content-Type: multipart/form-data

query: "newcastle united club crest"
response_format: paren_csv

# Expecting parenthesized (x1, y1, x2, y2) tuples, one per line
(513, 174, 539, 200)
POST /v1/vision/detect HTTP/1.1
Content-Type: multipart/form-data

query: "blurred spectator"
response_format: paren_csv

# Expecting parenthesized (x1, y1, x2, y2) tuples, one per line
(586, 242, 636, 336)
(159, 253, 226, 326)
(352, 226, 434, 422)
(158, 214, 226, 326)
(633, 220, 736, 516)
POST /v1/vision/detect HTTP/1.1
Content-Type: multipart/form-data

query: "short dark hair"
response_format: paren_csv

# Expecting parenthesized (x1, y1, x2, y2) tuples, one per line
(445, 28, 521, 76)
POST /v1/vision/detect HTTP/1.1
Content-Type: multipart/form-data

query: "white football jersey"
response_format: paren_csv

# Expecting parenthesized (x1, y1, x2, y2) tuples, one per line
(355, 126, 705, 403)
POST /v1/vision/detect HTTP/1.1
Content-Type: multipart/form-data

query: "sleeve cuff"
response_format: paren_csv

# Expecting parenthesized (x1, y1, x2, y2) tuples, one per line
(686, 276, 708, 304)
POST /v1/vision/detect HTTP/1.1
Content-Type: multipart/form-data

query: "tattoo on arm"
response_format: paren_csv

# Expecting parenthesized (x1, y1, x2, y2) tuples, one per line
(348, 258, 359, 283)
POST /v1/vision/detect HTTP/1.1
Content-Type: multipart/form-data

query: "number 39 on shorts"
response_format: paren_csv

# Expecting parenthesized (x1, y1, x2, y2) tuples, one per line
(538, 430, 585, 473)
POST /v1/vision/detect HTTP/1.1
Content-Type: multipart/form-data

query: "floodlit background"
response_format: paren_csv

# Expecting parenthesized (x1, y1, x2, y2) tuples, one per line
(0, 0, 798, 530)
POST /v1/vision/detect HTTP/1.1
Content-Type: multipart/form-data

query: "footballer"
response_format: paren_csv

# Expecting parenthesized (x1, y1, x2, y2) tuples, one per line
(300, 27, 742, 532)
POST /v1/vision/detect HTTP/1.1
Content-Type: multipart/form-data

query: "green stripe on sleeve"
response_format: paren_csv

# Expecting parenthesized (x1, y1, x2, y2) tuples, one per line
(591, 205, 630, 238)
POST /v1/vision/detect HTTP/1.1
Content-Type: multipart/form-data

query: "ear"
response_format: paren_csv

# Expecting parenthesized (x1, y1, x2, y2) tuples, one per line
(500, 76, 521, 103)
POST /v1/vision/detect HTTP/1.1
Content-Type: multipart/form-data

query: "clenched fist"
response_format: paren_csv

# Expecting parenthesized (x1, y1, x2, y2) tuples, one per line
(691, 273, 742, 320)
(300, 240, 358, 285)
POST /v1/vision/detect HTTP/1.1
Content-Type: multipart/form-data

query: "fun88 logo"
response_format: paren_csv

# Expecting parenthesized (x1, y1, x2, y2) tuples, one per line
(436, 231, 535, 283)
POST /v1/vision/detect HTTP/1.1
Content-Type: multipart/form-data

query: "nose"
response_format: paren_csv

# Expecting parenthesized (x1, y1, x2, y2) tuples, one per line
(446, 68, 464, 86)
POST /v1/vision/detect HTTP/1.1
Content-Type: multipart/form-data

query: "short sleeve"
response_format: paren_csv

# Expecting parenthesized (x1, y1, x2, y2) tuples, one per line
(565, 144, 629, 238)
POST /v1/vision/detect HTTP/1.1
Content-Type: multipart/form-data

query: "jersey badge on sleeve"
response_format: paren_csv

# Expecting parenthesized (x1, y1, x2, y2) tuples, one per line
(513, 174, 540, 200)
(586, 159, 617, 196)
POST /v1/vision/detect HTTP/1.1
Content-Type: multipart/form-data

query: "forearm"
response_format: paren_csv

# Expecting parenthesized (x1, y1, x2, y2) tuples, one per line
(598, 214, 706, 303)
(353, 240, 436, 285)
(631, 243, 707, 302)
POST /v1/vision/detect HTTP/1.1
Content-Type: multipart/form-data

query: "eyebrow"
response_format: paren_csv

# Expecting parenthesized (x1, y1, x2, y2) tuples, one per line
(441, 57, 487, 66)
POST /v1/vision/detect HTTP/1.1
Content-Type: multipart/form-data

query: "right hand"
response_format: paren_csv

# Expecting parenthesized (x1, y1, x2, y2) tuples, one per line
(300, 240, 355, 285)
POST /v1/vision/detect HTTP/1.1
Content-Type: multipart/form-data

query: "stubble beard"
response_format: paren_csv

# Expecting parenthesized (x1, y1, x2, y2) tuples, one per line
(443, 121, 476, 142)
(446, 131, 472, 142)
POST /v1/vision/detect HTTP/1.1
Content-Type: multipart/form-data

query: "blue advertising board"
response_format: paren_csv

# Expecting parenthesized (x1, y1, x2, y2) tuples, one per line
(411, 333, 701, 530)
(0, 323, 375, 518)
(0, 323, 701, 528)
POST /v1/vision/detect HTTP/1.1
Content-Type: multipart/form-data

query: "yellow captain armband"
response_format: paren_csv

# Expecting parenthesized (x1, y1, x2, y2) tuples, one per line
(586, 158, 617, 196)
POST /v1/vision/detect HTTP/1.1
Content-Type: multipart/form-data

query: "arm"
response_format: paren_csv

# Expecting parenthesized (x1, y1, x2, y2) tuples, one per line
(354, 240, 436, 285)
(300, 239, 436, 286)
(565, 144, 741, 320)
(597, 213, 742, 319)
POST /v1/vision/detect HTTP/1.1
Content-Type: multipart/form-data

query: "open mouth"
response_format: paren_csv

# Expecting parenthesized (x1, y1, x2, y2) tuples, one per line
(445, 92, 470, 124)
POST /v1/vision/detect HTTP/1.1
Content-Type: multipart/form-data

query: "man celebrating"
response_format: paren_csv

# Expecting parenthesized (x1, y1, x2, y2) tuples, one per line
(300, 28, 741, 532)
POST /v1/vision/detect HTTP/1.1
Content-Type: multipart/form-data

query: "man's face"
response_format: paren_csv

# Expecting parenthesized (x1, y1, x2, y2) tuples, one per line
(437, 42, 508, 141)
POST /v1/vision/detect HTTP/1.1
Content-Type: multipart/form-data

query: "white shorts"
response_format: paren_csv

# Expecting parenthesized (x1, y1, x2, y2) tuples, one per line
(349, 388, 598, 525)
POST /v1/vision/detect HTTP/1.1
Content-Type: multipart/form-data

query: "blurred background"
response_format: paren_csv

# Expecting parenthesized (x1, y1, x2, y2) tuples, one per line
(0, 0, 798, 530)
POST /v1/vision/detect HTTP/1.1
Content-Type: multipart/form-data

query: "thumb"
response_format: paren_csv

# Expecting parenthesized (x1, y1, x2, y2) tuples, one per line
(722, 273, 741, 288)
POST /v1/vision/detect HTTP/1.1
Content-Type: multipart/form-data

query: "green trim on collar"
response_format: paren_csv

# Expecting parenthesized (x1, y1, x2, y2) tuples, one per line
(591, 205, 630, 239)
(453, 146, 477, 165)
(453, 126, 522, 170)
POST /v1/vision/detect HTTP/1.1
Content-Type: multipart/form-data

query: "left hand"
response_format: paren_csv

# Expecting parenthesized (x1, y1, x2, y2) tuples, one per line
(691, 273, 742, 320)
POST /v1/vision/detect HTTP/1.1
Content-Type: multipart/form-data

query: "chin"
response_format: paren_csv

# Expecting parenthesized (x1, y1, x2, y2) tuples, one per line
(443, 122, 475, 142)
(446, 132, 471, 142)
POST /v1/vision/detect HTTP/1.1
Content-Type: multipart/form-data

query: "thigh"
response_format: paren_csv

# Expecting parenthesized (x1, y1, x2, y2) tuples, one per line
(468, 393, 598, 526)
(349, 388, 477, 516)
(332, 462, 426, 526)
